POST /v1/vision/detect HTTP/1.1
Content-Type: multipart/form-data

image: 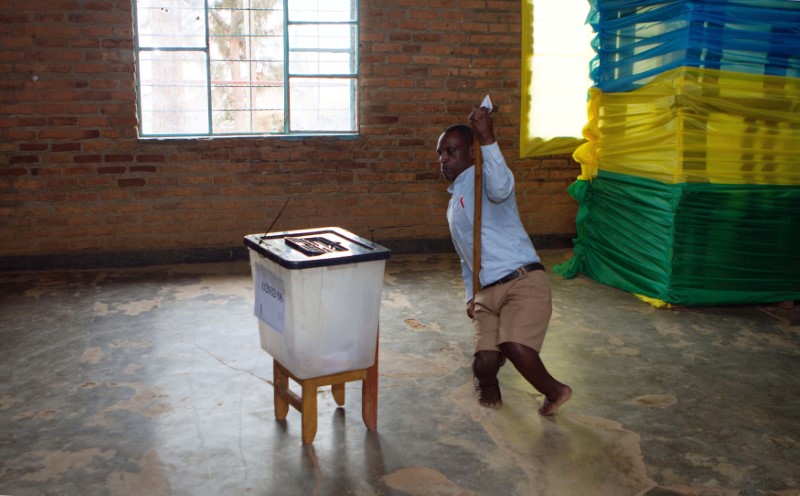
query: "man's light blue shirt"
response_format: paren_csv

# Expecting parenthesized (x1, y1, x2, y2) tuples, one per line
(446, 142, 540, 301)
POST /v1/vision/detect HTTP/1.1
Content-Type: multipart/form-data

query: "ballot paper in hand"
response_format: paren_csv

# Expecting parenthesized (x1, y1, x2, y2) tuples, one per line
(481, 95, 493, 112)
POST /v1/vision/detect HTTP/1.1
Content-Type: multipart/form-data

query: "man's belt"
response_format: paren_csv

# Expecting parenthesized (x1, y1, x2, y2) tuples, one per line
(482, 262, 545, 290)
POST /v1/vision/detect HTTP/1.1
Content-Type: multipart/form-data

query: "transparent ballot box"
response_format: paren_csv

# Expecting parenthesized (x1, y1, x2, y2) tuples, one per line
(244, 227, 390, 379)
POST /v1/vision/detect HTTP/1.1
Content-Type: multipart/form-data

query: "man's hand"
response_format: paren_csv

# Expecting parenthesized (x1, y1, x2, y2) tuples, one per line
(468, 105, 496, 146)
(467, 299, 476, 319)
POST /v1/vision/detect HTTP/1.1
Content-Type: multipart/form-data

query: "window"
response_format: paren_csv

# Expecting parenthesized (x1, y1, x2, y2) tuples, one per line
(133, 0, 359, 137)
(520, 0, 595, 157)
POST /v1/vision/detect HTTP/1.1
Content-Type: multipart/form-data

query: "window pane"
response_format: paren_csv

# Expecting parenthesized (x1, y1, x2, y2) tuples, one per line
(288, 0, 355, 22)
(208, 0, 283, 9)
(208, 3, 283, 35)
(289, 77, 356, 132)
(139, 50, 209, 135)
(252, 36, 284, 63)
(209, 0, 247, 9)
(289, 23, 355, 51)
(207, 0, 286, 135)
(211, 60, 251, 84)
(208, 4, 283, 55)
(252, 110, 284, 133)
(252, 0, 280, 8)
(213, 108, 249, 134)
(211, 70, 284, 134)
(250, 6, 284, 35)
(530, 0, 594, 139)
(290, 50, 354, 75)
(212, 109, 283, 134)
(136, 0, 205, 48)
(254, 86, 284, 110)
(212, 85, 251, 111)
(210, 35, 284, 67)
(289, 24, 356, 75)
(253, 61, 285, 84)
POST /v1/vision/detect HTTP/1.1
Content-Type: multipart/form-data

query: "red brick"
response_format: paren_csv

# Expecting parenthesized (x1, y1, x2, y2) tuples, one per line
(0, 167, 28, 177)
(97, 165, 126, 173)
(9, 155, 39, 164)
(52, 143, 82, 152)
(73, 155, 103, 164)
(136, 154, 166, 163)
(18, 143, 48, 152)
(5, 130, 36, 140)
(103, 154, 134, 162)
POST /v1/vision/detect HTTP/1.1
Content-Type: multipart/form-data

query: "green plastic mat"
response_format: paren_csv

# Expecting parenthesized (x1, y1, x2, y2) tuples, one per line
(555, 171, 800, 306)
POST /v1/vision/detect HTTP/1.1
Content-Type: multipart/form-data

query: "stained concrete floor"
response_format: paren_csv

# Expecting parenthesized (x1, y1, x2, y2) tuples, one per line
(0, 249, 798, 496)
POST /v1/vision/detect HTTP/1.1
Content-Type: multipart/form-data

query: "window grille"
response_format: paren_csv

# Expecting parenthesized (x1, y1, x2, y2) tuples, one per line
(133, 0, 359, 137)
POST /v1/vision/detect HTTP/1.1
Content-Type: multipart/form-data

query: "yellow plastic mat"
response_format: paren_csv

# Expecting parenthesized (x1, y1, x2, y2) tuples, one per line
(574, 66, 800, 185)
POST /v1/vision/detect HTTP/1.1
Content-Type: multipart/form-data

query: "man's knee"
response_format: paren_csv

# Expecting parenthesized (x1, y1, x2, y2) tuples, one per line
(499, 341, 537, 364)
(472, 350, 504, 377)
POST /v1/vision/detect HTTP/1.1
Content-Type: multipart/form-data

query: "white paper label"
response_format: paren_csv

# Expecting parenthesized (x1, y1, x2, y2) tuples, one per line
(253, 264, 285, 334)
(481, 94, 493, 112)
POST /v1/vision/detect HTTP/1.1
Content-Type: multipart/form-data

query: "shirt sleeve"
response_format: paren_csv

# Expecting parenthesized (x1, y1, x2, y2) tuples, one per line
(460, 258, 474, 301)
(480, 142, 514, 203)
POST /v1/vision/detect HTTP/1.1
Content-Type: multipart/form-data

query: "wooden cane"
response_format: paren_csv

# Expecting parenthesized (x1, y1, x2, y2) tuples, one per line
(472, 98, 494, 301)
(472, 138, 482, 299)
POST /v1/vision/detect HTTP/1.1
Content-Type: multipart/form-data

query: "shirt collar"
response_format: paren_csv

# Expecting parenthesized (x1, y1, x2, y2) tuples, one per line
(448, 165, 474, 193)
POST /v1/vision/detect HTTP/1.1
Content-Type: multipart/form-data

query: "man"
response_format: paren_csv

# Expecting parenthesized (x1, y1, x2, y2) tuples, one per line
(437, 105, 572, 415)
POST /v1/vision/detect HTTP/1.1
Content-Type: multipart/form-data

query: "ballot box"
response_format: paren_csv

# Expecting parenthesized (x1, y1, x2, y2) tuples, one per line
(244, 227, 390, 379)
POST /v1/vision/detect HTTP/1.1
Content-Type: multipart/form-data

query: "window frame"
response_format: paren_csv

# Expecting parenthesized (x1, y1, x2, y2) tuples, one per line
(132, 0, 360, 139)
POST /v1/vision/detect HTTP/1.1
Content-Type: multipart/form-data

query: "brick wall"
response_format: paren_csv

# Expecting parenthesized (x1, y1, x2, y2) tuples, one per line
(0, 0, 579, 267)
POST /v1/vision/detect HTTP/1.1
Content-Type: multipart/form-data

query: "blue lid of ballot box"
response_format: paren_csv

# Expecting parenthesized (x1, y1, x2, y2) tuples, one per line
(244, 227, 391, 270)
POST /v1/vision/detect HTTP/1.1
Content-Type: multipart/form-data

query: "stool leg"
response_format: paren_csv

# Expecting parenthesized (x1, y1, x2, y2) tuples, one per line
(301, 380, 318, 444)
(332, 383, 345, 406)
(362, 337, 379, 431)
(274, 360, 289, 421)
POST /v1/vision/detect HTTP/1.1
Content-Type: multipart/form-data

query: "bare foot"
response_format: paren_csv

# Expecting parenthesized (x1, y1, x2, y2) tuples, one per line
(473, 376, 502, 409)
(539, 385, 572, 416)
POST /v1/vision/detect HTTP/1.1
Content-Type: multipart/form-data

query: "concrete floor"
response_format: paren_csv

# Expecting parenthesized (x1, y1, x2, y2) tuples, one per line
(1, 249, 798, 496)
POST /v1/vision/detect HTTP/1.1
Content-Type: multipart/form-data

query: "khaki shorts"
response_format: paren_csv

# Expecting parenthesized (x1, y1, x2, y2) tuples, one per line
(473, 269, 552, 354)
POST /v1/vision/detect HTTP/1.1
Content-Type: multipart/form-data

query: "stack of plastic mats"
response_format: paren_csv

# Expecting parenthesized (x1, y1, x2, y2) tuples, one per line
(554, 0, 800, 307)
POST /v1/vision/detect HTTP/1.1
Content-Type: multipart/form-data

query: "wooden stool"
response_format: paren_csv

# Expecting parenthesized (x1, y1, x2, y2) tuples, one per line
(272, 346, 378, 444)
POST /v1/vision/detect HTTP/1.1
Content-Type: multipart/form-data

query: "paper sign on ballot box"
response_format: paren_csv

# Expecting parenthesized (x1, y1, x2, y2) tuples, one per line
(253, 263, 285, 334)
